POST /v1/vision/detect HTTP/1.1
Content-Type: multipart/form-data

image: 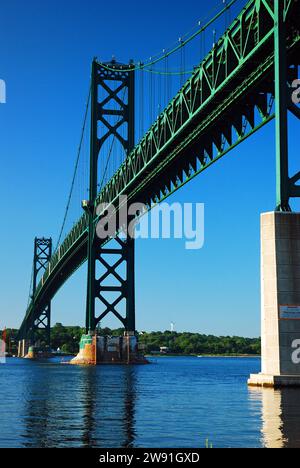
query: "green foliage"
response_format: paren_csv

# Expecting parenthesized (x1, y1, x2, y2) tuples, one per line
(138, 331, 261, 355)
(51, 324, 85, 353)
(1, 326, 261, 356)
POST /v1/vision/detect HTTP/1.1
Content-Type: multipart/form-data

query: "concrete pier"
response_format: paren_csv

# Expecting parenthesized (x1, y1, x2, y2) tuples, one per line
(18, 339, 30, 358)
(18, 341, 52, 359)
(248, 212, 300, 387)
(71, 332, 148, 365)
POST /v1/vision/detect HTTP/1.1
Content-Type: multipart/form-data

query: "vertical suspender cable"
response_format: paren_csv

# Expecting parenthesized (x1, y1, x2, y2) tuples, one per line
(56, 83, 91, 250)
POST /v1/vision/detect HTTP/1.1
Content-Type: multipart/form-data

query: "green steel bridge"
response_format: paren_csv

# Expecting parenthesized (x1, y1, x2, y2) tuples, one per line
(18, 0, 300, 345)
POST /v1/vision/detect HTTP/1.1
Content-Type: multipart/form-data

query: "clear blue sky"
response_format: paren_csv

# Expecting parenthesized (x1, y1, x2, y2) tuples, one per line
(0, 0, 299, 337)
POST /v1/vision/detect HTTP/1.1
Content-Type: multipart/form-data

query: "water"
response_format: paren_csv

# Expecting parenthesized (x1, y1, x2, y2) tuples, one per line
(1, 356, 300, 448)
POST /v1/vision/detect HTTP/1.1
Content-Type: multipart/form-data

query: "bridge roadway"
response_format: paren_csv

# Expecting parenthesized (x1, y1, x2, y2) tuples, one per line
(19, 0, 300, 337)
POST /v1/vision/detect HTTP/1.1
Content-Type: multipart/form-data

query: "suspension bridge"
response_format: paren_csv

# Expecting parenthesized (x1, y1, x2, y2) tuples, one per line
(16, 0, 300, 378)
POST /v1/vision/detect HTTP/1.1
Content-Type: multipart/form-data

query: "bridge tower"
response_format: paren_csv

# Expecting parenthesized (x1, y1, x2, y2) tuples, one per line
(18, 237, 52, 358)
(31, 237, 52, 346)
(71, 59, 144, 365)
(87, 58, 135, 333)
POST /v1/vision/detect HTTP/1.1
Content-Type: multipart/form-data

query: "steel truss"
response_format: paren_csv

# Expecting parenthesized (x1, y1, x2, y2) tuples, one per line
(28, 238, 52, 345)
(18, 0, 300, 340)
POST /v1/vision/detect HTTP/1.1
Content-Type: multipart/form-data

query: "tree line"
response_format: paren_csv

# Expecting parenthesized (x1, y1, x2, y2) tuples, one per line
(1, 324, 261, 356)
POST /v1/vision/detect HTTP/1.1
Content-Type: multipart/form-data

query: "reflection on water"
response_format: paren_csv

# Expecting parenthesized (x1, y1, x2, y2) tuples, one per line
(249, 387, 300, 448)
(2, 357, 300, 448)
(21, 365, 136, 448)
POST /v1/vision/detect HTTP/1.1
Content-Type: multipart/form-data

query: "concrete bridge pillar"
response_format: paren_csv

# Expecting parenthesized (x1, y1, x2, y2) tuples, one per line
(249, 212, 300, 387)
(18, 339, 30, 358)
(70, 332, 148, 365)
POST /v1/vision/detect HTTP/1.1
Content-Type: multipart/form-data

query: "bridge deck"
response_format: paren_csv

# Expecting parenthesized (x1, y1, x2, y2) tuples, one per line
(19, 0, 300, 338)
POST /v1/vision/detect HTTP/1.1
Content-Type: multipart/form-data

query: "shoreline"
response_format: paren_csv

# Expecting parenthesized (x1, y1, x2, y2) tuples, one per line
(7, 354, 261, 360)
(146, 354, 261, 358)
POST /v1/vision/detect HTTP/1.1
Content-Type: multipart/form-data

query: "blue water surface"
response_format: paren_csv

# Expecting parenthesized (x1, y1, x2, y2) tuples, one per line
(1, 356, 299, 448)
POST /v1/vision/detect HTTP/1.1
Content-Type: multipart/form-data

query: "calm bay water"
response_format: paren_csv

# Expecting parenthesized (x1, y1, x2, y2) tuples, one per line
(1, 356, 300, 448)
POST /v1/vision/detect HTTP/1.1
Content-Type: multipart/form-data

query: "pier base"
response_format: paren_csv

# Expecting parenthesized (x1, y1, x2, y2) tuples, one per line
(248, 212, 300, 388)
(24, 346, 52, 360)
(18, 341, 52, 360)
(248, 374, 300, 388)
(70, 333, 148, 365)
(24, 345, 36, 360)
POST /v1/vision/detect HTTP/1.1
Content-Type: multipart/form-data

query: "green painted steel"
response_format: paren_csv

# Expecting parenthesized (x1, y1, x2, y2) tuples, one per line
(274, 0, 300, 209)
(18, 0, 300, 340)
(79, 334, 93, 350)
(85, 60, 136, 334)
(85, 59, 98, 333)
(275, 0, 290, 210)
(26, 238, 52, 345)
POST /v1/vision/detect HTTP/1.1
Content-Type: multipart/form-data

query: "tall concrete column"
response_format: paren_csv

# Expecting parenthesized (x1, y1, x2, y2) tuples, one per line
(18, 339, 30, 359)
(249, 212, 300, 387)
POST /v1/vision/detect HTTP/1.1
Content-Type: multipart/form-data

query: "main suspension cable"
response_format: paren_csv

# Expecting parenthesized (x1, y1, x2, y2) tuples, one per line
(97, 0, 239, 74)
(27, 263, 34, 307)
(55, 83, 91, 250)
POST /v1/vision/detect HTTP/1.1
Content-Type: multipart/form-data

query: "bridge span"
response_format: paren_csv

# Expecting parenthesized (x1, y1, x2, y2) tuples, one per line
(18, 1, 300, 377)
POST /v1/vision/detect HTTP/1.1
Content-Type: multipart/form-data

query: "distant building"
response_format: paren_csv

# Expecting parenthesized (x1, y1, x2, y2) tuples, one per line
(160, 347, 169, 354)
